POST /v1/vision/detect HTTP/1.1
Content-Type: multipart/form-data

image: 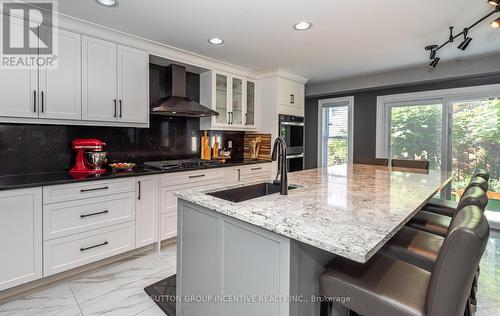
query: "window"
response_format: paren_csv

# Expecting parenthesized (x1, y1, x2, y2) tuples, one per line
(318, 97, 353, 167)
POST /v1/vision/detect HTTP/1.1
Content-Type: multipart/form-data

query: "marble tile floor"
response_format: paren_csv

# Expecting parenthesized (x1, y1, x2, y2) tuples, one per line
(0, 231, 499, 316)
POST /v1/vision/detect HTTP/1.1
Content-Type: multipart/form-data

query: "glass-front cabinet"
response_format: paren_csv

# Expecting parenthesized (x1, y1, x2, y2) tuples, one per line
(245, 80, 256, 127)
(200, 70, 257, 130)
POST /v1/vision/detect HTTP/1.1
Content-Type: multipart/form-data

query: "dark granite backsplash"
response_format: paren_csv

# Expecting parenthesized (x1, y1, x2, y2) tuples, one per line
(0, 116, 244, 176)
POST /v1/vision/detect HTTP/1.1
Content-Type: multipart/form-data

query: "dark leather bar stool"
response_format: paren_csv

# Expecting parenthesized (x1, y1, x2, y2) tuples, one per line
(391, 159, 430, 170)
(473, 169, 489, 182)
(423, 176, 489, 217)
(407, 186, 488, 237)
(319, 205, 489, 316)
(355, 158, 389, 166)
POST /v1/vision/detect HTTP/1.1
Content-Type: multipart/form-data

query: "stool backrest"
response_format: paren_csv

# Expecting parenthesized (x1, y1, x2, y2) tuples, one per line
(457, 186, 489, 212)
(425, 205, 489, 316)
(473, 169, 489, 182)
(391, 159, 429, 170)
(355, 158, 389, 166)
(463, 176, 489, 193)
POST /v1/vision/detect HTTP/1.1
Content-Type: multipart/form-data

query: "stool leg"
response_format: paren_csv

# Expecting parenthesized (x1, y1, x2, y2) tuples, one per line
(320, 301, 331, 316)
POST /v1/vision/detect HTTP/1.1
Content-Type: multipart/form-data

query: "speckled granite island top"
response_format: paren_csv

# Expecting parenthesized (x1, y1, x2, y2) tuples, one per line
(176, 164, 453, 263)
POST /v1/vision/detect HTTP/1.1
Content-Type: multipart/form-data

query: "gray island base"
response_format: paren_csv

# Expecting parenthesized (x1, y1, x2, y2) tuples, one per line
(175, 165, 452, 316)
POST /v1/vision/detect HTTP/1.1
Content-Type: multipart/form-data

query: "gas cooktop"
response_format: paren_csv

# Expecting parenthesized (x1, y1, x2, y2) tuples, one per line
(143, 159, 221, 171)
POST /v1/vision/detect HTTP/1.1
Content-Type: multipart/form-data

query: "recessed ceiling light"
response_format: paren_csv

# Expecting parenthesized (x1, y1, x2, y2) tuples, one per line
(492, 17, 500, 28)
(293, 21, 312, 31)
(95, 0, 118, 7)
(208, 37, 224, 45)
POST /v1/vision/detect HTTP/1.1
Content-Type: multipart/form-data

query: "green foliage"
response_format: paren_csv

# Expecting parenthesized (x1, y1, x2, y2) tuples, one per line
(328, 138, 348, 166)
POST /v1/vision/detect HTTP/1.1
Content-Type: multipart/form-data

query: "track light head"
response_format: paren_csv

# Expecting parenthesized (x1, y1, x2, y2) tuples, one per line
(487, 0, 499, 6)
(457, 28, 472, 50)
(492, 17, 500, 28)
(429, 57, 440, 68)
(425, 44, 438, 59)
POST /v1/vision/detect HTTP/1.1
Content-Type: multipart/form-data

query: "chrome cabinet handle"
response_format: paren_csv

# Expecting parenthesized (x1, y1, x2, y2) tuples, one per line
(80, 241, 108, 252)
(33, 90, 37, 113)
(80, 210, 109, 218)
(80, 186, 109, 193)
(119, 100, 122, 118)
(189, 174, 206, 179)
(138, 181, 141, 200)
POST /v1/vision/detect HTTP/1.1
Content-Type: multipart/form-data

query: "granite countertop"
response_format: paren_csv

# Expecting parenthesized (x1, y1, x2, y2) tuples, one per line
(0, 159, 271, 191)
(177, 164, 453, 263)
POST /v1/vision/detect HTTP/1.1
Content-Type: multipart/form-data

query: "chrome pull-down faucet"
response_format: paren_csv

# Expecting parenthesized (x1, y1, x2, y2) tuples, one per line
(271, 137, 288, 195)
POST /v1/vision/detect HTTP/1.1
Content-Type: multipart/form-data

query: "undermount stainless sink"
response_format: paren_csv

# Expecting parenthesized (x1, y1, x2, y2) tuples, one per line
(207, 182, 300, 203)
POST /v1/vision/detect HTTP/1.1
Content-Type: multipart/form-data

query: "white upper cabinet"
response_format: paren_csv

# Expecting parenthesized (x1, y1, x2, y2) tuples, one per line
(82, 36, 148, 125)
(82, 36, 118, 122)
(117, 45, 148, 124)
(277, 78, 304, 108)
(200, 70, 258, 131)
(0, 15, 38, 119)
(39, 27, 82, 120)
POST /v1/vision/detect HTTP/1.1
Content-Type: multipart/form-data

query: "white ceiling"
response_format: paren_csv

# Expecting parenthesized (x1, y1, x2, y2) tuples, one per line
(56, 0, 500, 83)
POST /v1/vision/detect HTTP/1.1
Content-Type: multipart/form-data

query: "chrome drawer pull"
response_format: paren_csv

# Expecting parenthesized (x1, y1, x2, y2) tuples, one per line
(80, 241, 108, 252)
(80, 186, 109, 193)
(251, 167, 262, 171)
(189, 174, 206, 179)
(80, 210, 109, 218)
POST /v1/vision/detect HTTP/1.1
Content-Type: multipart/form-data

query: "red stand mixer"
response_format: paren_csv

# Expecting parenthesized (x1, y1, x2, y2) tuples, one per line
(70, 139, 108, 177)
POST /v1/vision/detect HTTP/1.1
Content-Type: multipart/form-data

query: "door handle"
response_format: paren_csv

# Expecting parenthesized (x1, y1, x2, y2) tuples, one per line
(80, 210, 109, 218)
(245, 113, 247, 125)
(113, 99, 117, 118)
(189, 174, 206, 179)
(80, 186, 109, 193)
(138, 181, 141, 200)
(41, 91, 44, 113)
(119, 100, 122, 118)
(228, 112, 231, 124)
(230, 112, 233, 124)
(80, 241, 108, 252)
(33, 90, 37, 113)
(290, 94, 295, 104)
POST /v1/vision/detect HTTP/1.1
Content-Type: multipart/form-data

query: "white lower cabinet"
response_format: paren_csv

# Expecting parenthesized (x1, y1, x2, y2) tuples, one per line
(223, 163, 272, 185)
(43, 222, 135, 276)
(135, 175, 159, 248)
(0, 188, 42, 291)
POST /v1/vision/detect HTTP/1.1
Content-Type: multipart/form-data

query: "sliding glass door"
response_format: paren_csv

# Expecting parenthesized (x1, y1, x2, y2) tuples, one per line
(389, 101, 444, 170)
(379, 88, 500, 224)
(450, 98, 500, 212)
(318, 97, 353, 167)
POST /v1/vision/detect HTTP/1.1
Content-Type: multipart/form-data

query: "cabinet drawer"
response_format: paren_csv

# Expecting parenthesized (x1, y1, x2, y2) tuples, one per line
(43, 222, 135, 276)
(240, 164, 272, 177)
(43, 192, 136, 240)
(43, 178, 135, 204)
(160, 211, 177, 240)
(160, 179, 223, 214)
(160, 169, 224, 187)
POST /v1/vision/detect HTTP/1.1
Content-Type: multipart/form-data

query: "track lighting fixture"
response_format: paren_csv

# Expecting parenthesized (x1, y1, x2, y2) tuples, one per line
(457, 28, 473, 50)
(492, 17, 500, 28)
(424, 3, 500, 68)
(429, 57, 440, 68)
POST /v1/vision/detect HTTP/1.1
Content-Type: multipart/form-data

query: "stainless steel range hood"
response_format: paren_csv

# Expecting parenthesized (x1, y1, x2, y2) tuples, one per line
(151, 64, 218, 117)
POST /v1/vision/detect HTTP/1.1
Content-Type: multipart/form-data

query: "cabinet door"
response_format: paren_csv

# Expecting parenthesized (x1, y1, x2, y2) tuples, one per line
(245, 80, 256, 127)
(39, 27, 82, 120)
(0, 188, 42, 291)
(215, 73, 229, 125)
(0, 15, 38, 119)
(82, 36, 117, 122)
(231, 76, 243, 126)
(117, 45, 148, 124)
(136, 175, 159, 248)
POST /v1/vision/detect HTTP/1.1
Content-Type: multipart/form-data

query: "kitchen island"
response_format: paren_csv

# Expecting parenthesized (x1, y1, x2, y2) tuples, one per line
(175, 164, 452, 316)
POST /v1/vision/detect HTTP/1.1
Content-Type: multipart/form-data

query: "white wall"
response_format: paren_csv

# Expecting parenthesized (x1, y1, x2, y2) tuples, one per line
(306, 53, 500, 97)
